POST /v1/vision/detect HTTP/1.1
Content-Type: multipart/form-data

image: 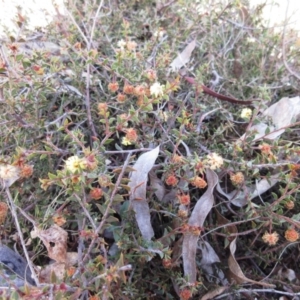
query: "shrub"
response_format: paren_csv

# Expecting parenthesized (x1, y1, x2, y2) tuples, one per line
(0, 0, 299, 299)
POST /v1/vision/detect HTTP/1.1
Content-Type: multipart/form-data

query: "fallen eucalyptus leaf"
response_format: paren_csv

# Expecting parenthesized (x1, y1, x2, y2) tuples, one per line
(149, 170, 166, 201)
(216, 211, 275, 287)
(200, 286, 228, 300)
(129, 146, 160, 241)
(0, 245, 35, 286)
(241, 96, 300, 141)
(170, 40, 196, 71)
(216, 174, 280, 207)
(198, 240, 228, 285)
(182, 169, 218, 283)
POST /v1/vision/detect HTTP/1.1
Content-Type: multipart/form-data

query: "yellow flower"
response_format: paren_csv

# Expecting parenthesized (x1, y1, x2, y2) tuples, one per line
(150, 82, 164, 97)
(122, 137, 132, 146)
(0, 165, 19, 180)
(240, 108, 252, 119)
(52, 215, 66, 226)
(65, 156, 87, 173)
(206, 153, 223, 170)
(262, 231, 279, 246)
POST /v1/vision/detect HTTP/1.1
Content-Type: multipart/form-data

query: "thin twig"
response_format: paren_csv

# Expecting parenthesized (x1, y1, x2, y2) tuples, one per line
(85, 64, 98, 140)
(74, 192, 97, 230)
(105, 148, 152, 154)
(281, 0, 300, 80)
(89, 0, 104, 48)
(88, 265, 132, 285)
(82, 151, 133, 263)
(216, 287, 300, 299)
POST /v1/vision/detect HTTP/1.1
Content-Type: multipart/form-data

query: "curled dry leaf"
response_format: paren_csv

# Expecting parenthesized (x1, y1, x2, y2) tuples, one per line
(31, 225, 78, 283)
(216, 210, 275, 287)
(39, 252, 78, 283)
(182, 169, 218, 283)
(169, 40, 196, 72)
(39, 262, 66, 282)
(31, 225, 68, 263)
(129, 146, 159, 241)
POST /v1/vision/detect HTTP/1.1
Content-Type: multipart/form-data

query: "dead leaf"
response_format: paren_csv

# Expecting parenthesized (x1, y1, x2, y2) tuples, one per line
(251, 175, 280, 199)
(170, 40, 196, 71)
(149, 170, 166, 201)
(17, 41, 61, 56)
(241, 96, 300, 141)
(216, 174, 280, 207)
(39, 254, 77, 283)
(31, 225, 68, 263)
(39, 262, 66, 282)
(182, 169, 218, 283)
(198, 241, 228, 285)
(129, 146, 160, 241)
(200, 286, 228, 300)
(216, 211, 275, 287)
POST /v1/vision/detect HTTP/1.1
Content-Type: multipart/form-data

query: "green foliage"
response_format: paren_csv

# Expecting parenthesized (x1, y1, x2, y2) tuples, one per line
(0, 0, 300, 299)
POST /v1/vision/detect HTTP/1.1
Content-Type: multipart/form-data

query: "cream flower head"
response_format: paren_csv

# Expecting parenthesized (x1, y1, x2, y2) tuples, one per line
(240, 108, 252, 119)
(206, 153, 223, 170)
(117, 39, 126, 50)
(0, 165, 19, 180)
(150, 82, 164, 97)
(65, 155, 87, 173)
(0, 164, 20, 187)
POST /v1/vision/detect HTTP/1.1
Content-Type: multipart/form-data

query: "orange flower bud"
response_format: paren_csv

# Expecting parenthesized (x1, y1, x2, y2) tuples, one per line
(285, 201, 294, 210)
(123, 84, 135, 94)
(190, 176, 207, 189)
(285, 229, 299, 242)
(165, 174, 178, 186)
(89, 188, 103, 200)
(0, 202, 8, 225)
(179, 288, 192, 300)
(230, 172, 244, 185)
(108, 82, 119, 93)
(20, 164, 33, 178)
(178, 193, 190, 205)
(117, 93, 126, 103)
